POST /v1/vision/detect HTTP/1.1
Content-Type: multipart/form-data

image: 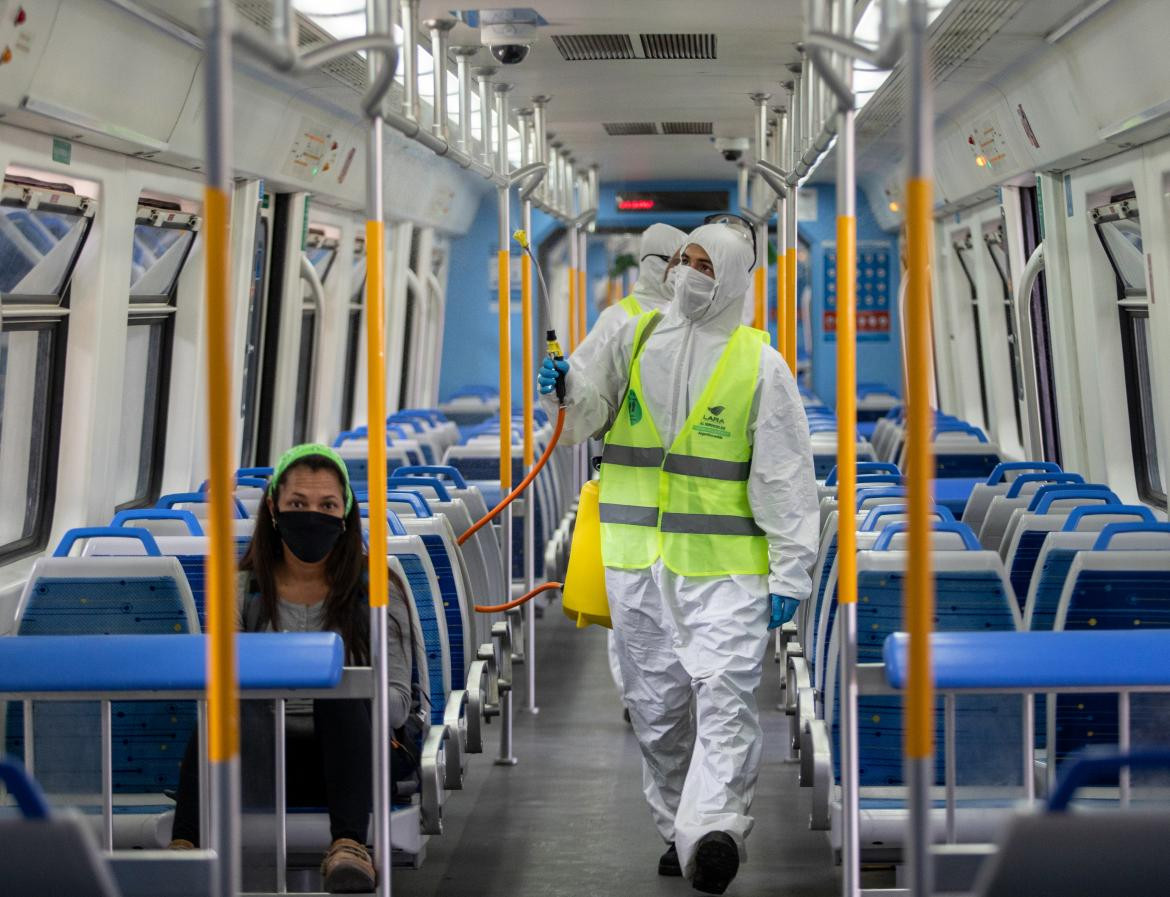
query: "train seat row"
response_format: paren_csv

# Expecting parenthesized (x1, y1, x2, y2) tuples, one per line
(779, 402, 1170, 866)
(0, 406, 546, 878)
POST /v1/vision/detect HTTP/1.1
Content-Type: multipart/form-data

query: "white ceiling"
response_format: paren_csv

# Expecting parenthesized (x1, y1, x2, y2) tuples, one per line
(417, 1, 807, 182)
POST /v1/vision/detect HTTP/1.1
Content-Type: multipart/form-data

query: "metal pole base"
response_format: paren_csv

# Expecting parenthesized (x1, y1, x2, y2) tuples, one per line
(494, 757, 519, 766)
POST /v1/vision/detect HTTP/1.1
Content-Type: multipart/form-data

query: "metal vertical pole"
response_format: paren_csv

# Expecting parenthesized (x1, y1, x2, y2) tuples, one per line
(905, 0, 936, 893)
(786, 66, 802, 377)
(829, 3, 860, 895)
(752, 93, 770, 332)
(495, 81, 518, 766)
(425, 18, 455, 140)
(365, 2, 395, 893)
(202, 3, 240, 895)
(400, 0, 419, 120)
(776, 104, 789, 354)
(518, 106, 539, 715)
(532, 96, 549, 201)
(476, 67, 496, 165)
(452, 47, 477, 155)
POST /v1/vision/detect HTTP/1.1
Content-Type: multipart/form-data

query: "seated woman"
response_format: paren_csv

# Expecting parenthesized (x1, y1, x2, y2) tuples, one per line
(169, 443, 414, 894)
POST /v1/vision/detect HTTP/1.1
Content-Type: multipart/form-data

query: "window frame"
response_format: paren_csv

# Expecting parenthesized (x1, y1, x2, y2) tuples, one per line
(340, 237, 367, 432)
(982, 223, 1025, 445)
(1091, 194, 1165, 508)
(1019, 185, 1062, 465)
(952, 236, 991, 430)
(114, 203, 196, 509)
(239, 200, 272, 468)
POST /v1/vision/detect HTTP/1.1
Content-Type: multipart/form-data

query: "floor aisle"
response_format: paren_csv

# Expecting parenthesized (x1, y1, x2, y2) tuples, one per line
(395, 606, 840, 897)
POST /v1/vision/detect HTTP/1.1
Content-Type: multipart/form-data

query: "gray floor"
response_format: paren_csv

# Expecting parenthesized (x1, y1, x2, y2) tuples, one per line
(394, 606, 842, 897)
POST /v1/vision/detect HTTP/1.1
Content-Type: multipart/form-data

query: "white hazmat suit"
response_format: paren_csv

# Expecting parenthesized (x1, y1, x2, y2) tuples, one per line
(543, 224, 819, 877)
(570, 222, 687, 697)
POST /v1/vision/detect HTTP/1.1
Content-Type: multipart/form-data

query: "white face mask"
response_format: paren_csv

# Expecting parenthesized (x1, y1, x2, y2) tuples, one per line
(673, 265, 718, 321)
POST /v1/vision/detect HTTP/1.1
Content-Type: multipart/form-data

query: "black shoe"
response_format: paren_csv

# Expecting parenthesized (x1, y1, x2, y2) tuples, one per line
(623, 706, 632, 726)
(658, 842, 682, 877)
(692, 832, 739, 895)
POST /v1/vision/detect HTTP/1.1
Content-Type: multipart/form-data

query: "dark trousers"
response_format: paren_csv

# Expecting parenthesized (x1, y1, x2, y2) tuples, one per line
(171, 699, 372, 846)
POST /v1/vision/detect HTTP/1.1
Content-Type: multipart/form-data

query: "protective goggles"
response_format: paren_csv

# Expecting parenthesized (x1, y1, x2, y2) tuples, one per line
(703, 213, 758, 269)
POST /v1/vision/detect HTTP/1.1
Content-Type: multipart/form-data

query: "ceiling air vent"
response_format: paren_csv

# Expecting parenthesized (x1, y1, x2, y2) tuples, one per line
(552, 34, 636, 61)
(604, 122, 660, 136)
(660, 122, 713, 135)
(640, 33, 717, 60)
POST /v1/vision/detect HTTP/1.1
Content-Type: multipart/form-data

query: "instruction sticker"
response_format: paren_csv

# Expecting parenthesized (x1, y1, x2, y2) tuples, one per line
(52, 137, 71, 165)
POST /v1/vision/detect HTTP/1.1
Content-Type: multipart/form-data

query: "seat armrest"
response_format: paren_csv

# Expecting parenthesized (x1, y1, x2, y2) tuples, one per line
(807, 719, 832, 830)
(420, 724, 448, 835)
(491, 621, 513, 691)
(798, 685, 817, 786)
(464, 660, 489, 752)
(442, 690, 469, 789)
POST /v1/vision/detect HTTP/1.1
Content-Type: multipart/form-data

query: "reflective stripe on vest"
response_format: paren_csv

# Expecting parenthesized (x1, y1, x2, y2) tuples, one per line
(599, 312, 769, 576)
(618, 294, 643, 317)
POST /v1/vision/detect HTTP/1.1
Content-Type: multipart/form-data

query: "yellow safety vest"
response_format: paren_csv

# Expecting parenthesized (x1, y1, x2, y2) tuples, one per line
(618, 294, 643, 317)
(598, 311, 770, 576)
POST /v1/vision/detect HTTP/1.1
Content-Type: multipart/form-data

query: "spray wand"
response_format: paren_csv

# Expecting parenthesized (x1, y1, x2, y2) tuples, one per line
(513, 228, 566, 404)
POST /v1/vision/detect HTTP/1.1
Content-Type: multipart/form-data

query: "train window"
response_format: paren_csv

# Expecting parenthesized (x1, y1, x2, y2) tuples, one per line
(239, 198, 270, 467)
(0, 179, 93, 302)
(341, 238, 367, 431)
(1092, 195, 1165, 507)
(1019, 185, 1061, 464)
(983, 224, 1024, 445)
(952, 235, 991, 429)
(114, 202, 197, 507)
(0, 177, 90, 559)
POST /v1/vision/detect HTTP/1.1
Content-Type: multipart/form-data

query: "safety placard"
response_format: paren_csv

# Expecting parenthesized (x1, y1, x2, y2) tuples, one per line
(822, 242, 892, 342)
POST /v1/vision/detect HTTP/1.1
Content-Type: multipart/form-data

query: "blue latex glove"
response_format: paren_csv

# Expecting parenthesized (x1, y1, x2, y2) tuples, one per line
(768, 595, 800, 630)
(538, 357, 569, 395)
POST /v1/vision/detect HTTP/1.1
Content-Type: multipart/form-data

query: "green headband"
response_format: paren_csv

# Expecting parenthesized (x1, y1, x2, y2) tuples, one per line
(268, 443, 355, 513)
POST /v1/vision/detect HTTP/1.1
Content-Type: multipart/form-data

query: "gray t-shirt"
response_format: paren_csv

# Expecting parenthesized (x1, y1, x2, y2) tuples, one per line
(235, 572, 413, 729)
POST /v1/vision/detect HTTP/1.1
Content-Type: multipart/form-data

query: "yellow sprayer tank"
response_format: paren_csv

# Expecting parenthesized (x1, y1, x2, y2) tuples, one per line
(561, 480, 611, 629)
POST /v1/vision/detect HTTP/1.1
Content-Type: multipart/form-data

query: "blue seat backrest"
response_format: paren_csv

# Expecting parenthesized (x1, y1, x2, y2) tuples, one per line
(6, 566, 197, 797)
(391, 552, 447, 725)
(419, 534, 466, 689)
(936, 451, 1003, 479)
(1052, 556, 1170, 775)
(809, 531, 839, 675)
(834, 560, 1018, 786)
(1027, 547, 1083, 631)
(446, 454, 524, 490)
(1008, 528, 1053, 609)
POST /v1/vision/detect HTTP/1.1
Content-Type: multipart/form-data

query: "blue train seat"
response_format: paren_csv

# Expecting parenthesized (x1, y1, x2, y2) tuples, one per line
(1047, 526, 1170, 778)
(4, 531, 199, 810)
(816, 527, 1021, 842)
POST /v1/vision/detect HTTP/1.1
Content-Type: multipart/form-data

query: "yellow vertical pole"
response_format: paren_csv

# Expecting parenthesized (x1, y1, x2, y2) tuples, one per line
(202, 3, 239, 895)
(776, 216, 786, 352)
(754, 262, 767, 332)
(578, 235, 587, 343)
(785, 245, 798, 374)
(567, 262, 577, 351)
(905, 1, 935, 894)
(365, 221, 388, 613)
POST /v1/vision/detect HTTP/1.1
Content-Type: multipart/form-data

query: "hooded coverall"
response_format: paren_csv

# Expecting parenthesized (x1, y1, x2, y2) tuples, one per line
(542, 224, 819, 876)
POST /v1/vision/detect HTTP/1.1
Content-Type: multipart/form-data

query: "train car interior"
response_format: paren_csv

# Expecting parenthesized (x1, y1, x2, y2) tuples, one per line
(1, 1, 1170, 896)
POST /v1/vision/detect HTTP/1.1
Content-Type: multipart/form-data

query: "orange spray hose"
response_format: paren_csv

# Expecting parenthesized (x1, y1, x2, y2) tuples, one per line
(475, 581, 562, 614)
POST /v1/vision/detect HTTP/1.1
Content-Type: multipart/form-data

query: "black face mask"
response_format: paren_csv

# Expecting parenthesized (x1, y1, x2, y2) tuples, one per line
(274, 510, 344, 563)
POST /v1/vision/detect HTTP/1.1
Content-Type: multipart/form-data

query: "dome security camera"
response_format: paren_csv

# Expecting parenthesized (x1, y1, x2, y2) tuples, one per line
(481, 21, 537, 65)
(714, 137, 750, 163)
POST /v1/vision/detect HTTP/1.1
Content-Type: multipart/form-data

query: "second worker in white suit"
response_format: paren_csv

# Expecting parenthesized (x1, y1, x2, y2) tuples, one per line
(539, 224, 819, 894)
(571, 222, 687, 710)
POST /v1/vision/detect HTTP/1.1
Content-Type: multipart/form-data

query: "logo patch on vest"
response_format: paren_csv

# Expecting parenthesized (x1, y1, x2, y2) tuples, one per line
(627, 391, 643, 425)
(694, 405, 730, 439)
